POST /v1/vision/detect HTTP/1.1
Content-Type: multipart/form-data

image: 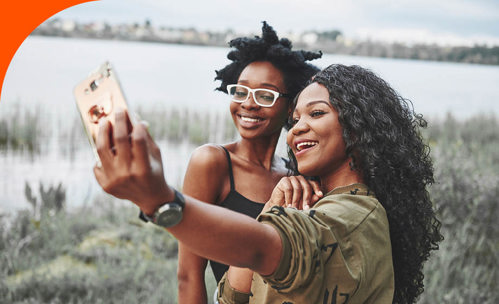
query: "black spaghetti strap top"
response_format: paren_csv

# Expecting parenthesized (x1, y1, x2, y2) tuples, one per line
(209, 146, 266, 283)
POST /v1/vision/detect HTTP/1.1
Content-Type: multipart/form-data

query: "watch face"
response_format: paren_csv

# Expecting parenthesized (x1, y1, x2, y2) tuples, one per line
(156, 204, 183, 227)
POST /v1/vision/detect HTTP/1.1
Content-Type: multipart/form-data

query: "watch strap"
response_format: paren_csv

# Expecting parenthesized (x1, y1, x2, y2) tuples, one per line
(139, 209, 153, 222)
(138, 189, 185, 223)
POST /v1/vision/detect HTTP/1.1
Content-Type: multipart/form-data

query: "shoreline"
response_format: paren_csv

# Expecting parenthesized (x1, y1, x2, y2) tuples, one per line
(31, 22, 499, 66)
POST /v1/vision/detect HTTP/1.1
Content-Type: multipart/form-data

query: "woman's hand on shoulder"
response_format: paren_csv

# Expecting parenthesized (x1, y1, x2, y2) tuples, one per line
(263, 176, 323, 212)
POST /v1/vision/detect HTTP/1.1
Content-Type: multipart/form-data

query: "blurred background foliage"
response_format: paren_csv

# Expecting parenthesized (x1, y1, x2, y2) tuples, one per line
(1, 113, 497, 303)
(420, 114, 498, 303)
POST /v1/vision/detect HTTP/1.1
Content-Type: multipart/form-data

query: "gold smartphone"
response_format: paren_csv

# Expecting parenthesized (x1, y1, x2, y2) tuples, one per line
(73, 62, 129, 166)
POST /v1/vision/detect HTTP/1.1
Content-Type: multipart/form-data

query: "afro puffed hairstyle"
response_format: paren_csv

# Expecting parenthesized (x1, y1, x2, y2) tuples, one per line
(215, 21, 322, 115)
(306, 64, 443, 304)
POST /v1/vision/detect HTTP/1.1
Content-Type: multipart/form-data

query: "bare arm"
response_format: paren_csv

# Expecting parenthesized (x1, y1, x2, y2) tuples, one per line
(177, 145, 227, 304)
(177, 245, 208, 304)
(93, 109, 282, 275)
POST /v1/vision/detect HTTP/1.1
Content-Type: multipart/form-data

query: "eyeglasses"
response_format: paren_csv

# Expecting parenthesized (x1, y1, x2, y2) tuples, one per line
(227, 84, 290, 107)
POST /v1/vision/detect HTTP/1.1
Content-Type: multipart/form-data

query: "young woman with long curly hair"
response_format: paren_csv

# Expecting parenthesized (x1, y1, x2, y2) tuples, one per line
(93, 64, 442, 303)
(306, 64, 443, 303)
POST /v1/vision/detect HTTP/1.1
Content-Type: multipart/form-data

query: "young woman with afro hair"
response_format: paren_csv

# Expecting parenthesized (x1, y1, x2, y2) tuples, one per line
(176, 21, 322, 303)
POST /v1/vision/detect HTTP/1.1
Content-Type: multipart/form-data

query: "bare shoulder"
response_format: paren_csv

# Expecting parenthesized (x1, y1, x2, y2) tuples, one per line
(183, 144, 229, 202)
(187, 144, 228, 171)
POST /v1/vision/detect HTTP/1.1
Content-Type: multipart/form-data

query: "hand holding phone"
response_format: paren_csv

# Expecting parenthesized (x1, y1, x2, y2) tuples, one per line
(73, 62, 130, 166)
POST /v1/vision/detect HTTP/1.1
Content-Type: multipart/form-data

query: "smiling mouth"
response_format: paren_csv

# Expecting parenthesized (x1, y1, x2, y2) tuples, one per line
(296, 141, 318, 152)
(239, 115, 263, 123)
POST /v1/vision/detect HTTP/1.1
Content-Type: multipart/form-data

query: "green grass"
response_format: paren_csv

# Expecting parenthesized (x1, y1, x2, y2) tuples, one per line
(0, 103, 45, 154)
(1, 113, 497, 303)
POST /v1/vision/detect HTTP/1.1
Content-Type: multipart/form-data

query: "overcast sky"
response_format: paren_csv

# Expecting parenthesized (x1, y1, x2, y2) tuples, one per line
(52, 0, 499, 46)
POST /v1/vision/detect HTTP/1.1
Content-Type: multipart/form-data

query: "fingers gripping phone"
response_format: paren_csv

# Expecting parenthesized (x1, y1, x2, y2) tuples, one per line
(73, 62, 130, 167)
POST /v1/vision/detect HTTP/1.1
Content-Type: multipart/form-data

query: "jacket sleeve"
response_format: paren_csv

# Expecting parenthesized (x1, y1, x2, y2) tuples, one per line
(257, 206, 340, 293)
(217, 272, 250, 304)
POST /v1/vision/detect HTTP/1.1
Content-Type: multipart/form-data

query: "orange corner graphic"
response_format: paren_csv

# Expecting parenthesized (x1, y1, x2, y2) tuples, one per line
(0, 0, 98, 101)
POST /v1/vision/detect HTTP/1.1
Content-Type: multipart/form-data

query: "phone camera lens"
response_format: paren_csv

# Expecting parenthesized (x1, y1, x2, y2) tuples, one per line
(88, 105, 106, 124)
(90, 81, 98, 91)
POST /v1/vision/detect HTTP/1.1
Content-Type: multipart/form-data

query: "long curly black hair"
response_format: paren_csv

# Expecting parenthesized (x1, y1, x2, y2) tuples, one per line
(301, 64, 443, 303)
(215, 21, 322, 128)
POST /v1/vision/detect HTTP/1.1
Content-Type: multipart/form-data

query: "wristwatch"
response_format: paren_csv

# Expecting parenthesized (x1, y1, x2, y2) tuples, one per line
(139, 189, 185, 228)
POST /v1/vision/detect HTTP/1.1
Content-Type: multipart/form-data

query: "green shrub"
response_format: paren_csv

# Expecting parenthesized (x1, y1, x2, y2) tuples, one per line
(420, 115, 499, 304)
(1, 195, 183, 303)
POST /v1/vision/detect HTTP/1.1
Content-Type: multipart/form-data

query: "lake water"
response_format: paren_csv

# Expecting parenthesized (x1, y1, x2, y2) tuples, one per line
(4, 36, 499, 118)
(1, 36, 499, 213)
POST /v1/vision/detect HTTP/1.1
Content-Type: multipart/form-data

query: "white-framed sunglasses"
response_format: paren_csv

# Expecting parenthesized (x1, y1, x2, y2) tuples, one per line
(227, 84, 290, 107)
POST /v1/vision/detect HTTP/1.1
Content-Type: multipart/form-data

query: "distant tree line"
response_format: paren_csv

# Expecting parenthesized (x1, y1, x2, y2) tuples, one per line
(32, 19, 499, 65)
(300, 40, 499, 65)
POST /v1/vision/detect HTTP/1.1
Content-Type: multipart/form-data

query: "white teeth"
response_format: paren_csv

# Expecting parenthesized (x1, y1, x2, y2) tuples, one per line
(241, 116, 261, 123)
(296, 141, 318, 151)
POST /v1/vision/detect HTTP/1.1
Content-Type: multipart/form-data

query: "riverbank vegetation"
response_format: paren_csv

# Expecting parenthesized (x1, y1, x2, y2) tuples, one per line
(0, 106, 238, 156)
(1, 112, 498, 303)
